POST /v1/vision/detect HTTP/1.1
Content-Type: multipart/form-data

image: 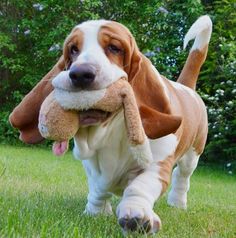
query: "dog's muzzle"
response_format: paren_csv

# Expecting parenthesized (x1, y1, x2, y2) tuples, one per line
(69, 63, 96, 89)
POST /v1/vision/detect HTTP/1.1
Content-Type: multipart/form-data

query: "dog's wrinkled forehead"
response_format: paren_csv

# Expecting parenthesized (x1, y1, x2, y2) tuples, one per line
(74, 20, 108, 51)
(64, 19, 133, 66)
(74, 19, 133, 45)
(74, 20, 110, 62)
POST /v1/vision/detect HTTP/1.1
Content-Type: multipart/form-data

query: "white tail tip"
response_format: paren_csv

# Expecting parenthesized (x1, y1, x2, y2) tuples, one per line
(184, 15, 212, 51)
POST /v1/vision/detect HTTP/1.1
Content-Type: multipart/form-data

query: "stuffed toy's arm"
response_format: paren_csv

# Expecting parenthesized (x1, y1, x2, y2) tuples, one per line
(120, 81, 153, 168)
(121, 85, 145, 145)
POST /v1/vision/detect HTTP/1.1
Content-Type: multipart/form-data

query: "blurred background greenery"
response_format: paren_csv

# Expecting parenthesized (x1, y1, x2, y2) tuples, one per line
(0, 0, 235, 167)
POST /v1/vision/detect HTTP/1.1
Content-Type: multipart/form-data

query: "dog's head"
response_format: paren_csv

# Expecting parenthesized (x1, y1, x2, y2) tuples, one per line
(52, 20, 143, 91)
(9, 20, 182, 144)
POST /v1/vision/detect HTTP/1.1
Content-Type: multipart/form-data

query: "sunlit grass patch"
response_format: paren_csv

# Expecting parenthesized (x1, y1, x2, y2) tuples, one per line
(0, 145, 235, 237)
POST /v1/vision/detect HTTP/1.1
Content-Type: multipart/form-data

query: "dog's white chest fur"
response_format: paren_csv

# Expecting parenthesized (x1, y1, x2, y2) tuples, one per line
(72, 111, 179, 195)
(73, 111, 141, 194)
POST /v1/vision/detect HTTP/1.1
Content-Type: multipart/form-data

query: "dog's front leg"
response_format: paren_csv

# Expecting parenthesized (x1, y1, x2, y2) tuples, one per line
(117, 162, 168, 234)
(83, 168, 113, 216)
(84, 189, 113, 216)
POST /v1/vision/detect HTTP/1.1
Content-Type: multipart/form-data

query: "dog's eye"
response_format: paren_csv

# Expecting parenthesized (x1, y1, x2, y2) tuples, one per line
(70, 45, 80, 56)
(108, 44, 122, 54)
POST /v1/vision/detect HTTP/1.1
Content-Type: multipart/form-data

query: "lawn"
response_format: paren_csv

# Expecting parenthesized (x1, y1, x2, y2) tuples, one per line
(0, 145, 235, 238)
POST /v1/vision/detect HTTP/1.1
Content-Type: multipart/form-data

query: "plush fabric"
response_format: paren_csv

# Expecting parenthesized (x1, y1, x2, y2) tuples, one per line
(39, 77, 145, 145)
(38, 91, 79, 141)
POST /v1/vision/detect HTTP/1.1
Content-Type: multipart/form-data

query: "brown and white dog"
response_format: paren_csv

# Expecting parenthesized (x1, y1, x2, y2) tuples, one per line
(10, 15, 212, 234)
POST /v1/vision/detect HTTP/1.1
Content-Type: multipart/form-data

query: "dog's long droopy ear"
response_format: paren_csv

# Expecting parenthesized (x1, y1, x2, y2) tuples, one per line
(9, 56, 65, 144)
(139, 105, 182, 139)
(126, 39, 182, 139)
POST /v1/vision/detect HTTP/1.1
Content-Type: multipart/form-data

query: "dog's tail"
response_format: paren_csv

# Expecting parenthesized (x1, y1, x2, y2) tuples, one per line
(177, 15, 212, 90)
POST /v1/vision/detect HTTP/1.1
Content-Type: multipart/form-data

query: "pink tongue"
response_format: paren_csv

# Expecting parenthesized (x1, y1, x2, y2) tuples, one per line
(52, 141, 68, 156)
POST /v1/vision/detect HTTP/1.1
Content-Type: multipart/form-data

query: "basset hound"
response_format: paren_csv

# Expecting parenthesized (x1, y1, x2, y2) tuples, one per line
(9, 15, 212, 234)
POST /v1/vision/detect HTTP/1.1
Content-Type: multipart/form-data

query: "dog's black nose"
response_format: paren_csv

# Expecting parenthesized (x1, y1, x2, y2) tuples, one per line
(69, 64, 96, 88)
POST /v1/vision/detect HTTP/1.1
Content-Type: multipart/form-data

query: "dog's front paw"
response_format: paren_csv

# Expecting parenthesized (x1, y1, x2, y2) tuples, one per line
(84, 201, 113, 216)
(116, 201, 161, 234)
(167, 190, 187, 209)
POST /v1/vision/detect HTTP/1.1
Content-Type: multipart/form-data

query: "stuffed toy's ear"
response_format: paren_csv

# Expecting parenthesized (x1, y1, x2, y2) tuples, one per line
(126, 38, 182, 138)
(9, 56, 65, 144)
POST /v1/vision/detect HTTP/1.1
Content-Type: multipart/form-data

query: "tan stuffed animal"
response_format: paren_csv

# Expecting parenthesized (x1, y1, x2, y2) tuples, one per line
(38, 77, 152, 167)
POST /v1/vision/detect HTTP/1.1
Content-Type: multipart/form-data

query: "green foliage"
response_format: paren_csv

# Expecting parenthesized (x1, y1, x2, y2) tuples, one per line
(0, 0, 235, 163)
(198, 0, 236, 162)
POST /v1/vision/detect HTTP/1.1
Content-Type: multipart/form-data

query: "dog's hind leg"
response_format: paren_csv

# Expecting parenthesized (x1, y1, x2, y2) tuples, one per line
(167, 147, 200, 209)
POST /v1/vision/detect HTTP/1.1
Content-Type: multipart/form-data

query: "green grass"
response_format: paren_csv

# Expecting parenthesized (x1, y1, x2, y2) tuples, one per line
(0, 145, 235, 238)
